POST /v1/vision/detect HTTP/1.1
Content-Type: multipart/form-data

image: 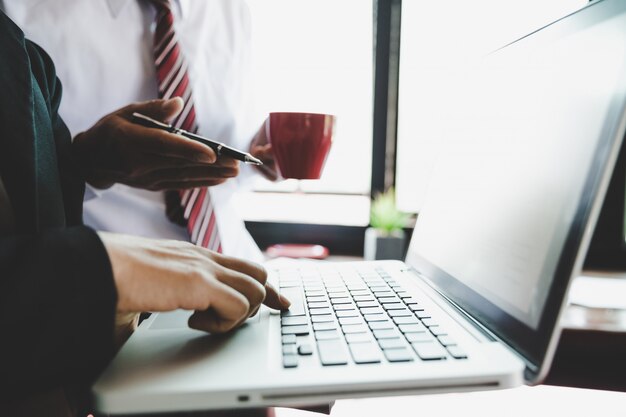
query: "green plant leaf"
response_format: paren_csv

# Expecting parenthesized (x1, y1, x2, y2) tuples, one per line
(370, 187, 409, 233)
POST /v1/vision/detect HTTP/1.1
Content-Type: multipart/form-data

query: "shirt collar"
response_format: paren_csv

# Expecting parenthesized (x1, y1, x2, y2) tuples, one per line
(105, 0, 188, 19)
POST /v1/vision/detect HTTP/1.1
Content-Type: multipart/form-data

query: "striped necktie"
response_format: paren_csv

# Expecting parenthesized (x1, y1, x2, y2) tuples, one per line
(150, 0, 222, 252)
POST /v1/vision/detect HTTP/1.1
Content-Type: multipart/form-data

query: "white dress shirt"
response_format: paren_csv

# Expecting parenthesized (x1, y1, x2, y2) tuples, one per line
(2, 0, 264, 262)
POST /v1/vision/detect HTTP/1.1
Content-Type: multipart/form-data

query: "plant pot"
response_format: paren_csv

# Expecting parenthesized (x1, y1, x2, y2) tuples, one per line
(363, 227, 406, 261)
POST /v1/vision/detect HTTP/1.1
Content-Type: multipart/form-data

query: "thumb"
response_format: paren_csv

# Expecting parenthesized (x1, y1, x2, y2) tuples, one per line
(123, 97, 184, 123)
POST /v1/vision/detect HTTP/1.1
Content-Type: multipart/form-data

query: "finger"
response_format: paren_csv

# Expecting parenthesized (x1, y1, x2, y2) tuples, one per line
(213, 268, 267, 315)
(119, 121, 217, 163)
(133, 153, 240, 174)
(141, 164, 240, 182)
(255, 163, 279, 182)
(187, 279, 250, 333)
(211, 254, 268, 286)
(118, 97, 184, 123)
(212, 155, 241, 169)
(263, 281, 291, 311)
(149, 179, 227, 191)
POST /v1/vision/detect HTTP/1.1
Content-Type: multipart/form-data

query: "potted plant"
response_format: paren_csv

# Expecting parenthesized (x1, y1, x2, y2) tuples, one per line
(364, 188, 409, 260)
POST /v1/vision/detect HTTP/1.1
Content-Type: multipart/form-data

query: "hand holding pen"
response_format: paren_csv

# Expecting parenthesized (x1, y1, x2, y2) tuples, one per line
(72, 98, 242, 190)
(131, 112, 263, 166)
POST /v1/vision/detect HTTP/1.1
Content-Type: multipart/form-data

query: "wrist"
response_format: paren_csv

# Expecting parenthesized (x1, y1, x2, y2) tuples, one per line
(72, 131, 115, 189)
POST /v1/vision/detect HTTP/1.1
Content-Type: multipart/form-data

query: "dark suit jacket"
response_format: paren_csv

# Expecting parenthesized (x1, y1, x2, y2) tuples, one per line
(0, 11, 117, 400)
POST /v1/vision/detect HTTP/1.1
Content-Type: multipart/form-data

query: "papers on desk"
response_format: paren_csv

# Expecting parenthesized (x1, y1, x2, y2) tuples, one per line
(569, 273, 626, 310)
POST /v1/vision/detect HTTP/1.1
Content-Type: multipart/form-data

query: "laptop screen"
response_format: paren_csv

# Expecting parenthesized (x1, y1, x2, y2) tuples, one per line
(405, 0, 626, 377)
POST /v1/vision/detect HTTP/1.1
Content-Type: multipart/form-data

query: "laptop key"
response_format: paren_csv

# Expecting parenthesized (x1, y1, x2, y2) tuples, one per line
(393, 316, 420, 325)
(316, 330, 340, 340)
(281, 316, 308, 326)
(342, 324, 369, 334)
(298, 344, 314, 356)
(405, 332, 435, 343)
(378, 338, 406, 350)
(383, 347, 414, 363)
(412, 342, 447, 360)
(430, 326, 447, 336)
(421, 318, 438, 327)
(356, 301, 379, 308)
(378, 297, 401, 304)
(311, 314, 334, 323)
(336, 310, 359, 318)
(310, 308, 332, 315)
(414, 310, 431, 319)
(373, 291, 395, 298)
(360, 307, 385, 315)
(283, 344, 297, 355)
(387, 309, 412, 317)
(373, 329, 401, 339)
(283, 354, 298, 368)
(339, 317, 364, 326)
(330, 297, 352, 305)
(364, 314, 388, 322)
(382, 303, 406, 310)
(308, 301, 331, 309)
(368, 320, 394, 330)
(281, 325, 310, 336)
(447, 346, 468, 359)
(353, 295, 376, 302)
(317, 339, 349, 366)
(313, 321, 337, 331)
(280, 288, 305, 316)
(398, 324, 425, 333)
(437, 335, 457, 346)
(282, 335, 297, 344)
(407, 304, 424, 312)
(345, 333, 372, 344)
(333, 304, 356, 311)
(349, 342, 382, 364)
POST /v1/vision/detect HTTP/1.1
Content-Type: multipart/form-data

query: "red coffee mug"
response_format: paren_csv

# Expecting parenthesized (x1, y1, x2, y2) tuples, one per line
(266, 112, 336, 179)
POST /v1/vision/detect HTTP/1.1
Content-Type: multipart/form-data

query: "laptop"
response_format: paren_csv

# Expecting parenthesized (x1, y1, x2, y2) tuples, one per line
(93, 0, 626, 414)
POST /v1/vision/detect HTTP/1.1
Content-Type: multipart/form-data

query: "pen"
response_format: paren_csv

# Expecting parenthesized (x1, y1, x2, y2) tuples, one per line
(131, 112, 263, 166)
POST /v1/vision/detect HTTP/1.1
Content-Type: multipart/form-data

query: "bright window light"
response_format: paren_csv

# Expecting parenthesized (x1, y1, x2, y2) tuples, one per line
(246, 0, 374, 196)
(396, 0, 590, 213)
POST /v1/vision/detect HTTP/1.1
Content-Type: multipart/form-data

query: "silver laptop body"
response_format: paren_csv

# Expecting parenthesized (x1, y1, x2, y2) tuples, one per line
(93, 0, 626, 413)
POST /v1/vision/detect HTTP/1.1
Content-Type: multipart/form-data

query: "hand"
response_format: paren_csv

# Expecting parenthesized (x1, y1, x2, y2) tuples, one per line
(72, 98, 240, 190)
(249, 119, 280, 181)
(98, 232, 291, 334)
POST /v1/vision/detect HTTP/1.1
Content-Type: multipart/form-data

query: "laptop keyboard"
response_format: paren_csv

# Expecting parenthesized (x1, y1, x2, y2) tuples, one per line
(278, 265, 468, 368)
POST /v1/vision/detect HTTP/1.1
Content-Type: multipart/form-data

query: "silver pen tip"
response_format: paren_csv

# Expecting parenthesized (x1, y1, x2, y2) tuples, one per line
(245, 154, 264, 166)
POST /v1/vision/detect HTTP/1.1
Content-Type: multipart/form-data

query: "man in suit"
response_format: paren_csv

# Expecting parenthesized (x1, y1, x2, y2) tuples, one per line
(0, 10, 289, 415)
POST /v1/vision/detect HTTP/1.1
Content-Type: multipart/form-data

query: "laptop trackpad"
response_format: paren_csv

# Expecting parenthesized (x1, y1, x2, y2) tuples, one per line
(148, 309, 262, 330)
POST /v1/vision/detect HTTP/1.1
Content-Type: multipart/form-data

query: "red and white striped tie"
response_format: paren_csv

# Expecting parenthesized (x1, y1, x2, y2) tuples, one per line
(151, 0, 222, 252)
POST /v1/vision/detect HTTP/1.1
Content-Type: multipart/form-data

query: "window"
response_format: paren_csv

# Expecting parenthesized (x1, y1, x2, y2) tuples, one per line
(238, 0, 374, 225)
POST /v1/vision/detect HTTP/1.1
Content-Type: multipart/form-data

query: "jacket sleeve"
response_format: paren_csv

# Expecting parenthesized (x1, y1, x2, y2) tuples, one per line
(0, 226, 117, 400)
(0, 40, 118, 400)
(26, 40, 86, 226)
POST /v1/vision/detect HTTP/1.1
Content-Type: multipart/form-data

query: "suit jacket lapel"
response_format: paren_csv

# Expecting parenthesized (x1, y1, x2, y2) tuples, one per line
(0, 11, 39, 233)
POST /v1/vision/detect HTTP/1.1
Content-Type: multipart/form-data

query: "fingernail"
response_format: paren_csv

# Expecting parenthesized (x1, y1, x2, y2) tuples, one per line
(196, 153, 215, 163)
(279, 293, 291, 307)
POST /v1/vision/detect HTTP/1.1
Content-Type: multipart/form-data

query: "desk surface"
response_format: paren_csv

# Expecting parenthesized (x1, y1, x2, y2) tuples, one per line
(272, 385, 626, 417)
